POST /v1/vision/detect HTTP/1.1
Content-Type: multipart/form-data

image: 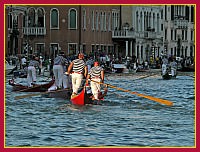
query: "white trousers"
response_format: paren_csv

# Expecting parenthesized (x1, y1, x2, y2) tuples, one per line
(71, 73, 83, 94)
(171, 68, 176, 77)
(63, 74, 71, 89)
(53, 65, 64, 88)
(91, 78, 101, 100)
(162, 64, 167, 75)
(27, 66, 36, 87)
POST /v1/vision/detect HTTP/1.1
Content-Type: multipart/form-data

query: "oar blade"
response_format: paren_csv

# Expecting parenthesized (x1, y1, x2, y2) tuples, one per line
(136, 93, 173, 106)
(90, 79, 174, 106)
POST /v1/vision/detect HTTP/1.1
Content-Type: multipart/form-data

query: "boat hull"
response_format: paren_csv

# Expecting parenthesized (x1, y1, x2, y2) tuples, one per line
(162, 73, 176, 80)
(70, 87, 108, 105)
(8, 79, 55, 92)
(70, 88, 91, 105)
(45, 89, 72, 99)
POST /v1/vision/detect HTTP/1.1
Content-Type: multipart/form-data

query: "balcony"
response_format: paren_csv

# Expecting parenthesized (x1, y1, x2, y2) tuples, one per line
(112, 30, 162, 40)
(112, 30, 136, 39)
(144, 31, 157, 39)
(174, 19, 188, 29)
(23, 27, 46, 35)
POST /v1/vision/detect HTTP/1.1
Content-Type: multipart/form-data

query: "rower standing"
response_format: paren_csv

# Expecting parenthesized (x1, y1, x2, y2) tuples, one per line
(53, 52, 68, 89)
(162, 56, 169, 75)
(86, 61, 104, 100)
(67, 53, 87, 97)
(170, 58, 177, 77)
(27, 55, 39, 87)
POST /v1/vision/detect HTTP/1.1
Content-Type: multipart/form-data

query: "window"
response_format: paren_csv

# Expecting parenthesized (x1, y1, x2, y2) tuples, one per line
(50, 8, 59, 28)
(182, 30, 184, 40)
(68, 43, 77, 55)
(50, 43, 59, 59)
(112, 9, 120, 30)
(36, 43, 45, 55)
(175, 29, 177, 40)
(171, 30, 173, 40)
(185, 30, 187, 40)
(191, 30, 193, 41)
(157, 13, 159, 32)
(92, 44, 95, 53)
(28, 8, 36, 27)
(8, 13, 12, 28)
(96, 11, 99, 31)
(191, 6, 194, 22)
(83, 9, 86, 30)
(108, 12, 111, 31)
(91, 10, 95, 30)
(104, 12, 107, 31)
(165, 29, 167, 40)
(100, 12, 103, 31)
(136, 11, 139, 31)
(37, 8, 45, 27)
(69, 9, 77, 29)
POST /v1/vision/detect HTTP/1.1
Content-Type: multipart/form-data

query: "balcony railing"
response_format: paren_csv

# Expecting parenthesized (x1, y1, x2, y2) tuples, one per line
(174, 19, 188, 29)
(112, 30, 136, 38)
(112, 30, 162, 39)
(23, 27, 46, 35)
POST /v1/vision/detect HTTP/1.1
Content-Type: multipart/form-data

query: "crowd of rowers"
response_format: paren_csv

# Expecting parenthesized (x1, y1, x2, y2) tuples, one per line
(26, 52, 106, 101)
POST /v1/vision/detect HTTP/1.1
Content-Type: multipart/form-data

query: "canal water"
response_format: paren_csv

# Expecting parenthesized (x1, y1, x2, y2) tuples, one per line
(5, 73, 195, 147)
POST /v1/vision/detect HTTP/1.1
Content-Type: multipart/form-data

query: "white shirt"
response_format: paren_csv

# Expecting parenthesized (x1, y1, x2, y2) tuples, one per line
(21, 57, 26, 65)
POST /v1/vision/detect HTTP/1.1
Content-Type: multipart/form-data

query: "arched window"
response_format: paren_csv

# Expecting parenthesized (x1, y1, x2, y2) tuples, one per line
(136, 11, 138, 31)
(69, 8, 77, 29)
(104, 12, 106, 31)
(96, 11, 99, 30)
(50, 8, 59, 28)
(91, 10, 95, 30)
(28, 8, 36, 27)
(83, 9, 86, 30)
(157, 13, 160, 32)
(37, 8, 45, 27)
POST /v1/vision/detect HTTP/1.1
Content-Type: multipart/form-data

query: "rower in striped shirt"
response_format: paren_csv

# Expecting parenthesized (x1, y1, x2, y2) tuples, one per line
(86, 61, 104, 100)
(67, 53, 88, 97)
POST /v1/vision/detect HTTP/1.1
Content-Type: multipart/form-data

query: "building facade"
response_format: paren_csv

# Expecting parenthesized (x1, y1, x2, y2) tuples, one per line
(5, 5, 120, 59)
(112, 5, 195, 63)
(5, 5, 195, 63)
(163, 5, 195, 58)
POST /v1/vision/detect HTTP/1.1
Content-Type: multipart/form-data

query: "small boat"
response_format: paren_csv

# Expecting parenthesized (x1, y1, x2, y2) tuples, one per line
(112, 64, 127, 73)
(8, 79, 55, 92)
(162, 72, 176, 80)
(70, 86, 108, 105)
(179, 64, 195, 72)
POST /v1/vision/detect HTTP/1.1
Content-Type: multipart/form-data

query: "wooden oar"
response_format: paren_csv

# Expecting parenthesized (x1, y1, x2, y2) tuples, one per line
(14, 88, 72, 100)
(90, 80, 173, 106)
